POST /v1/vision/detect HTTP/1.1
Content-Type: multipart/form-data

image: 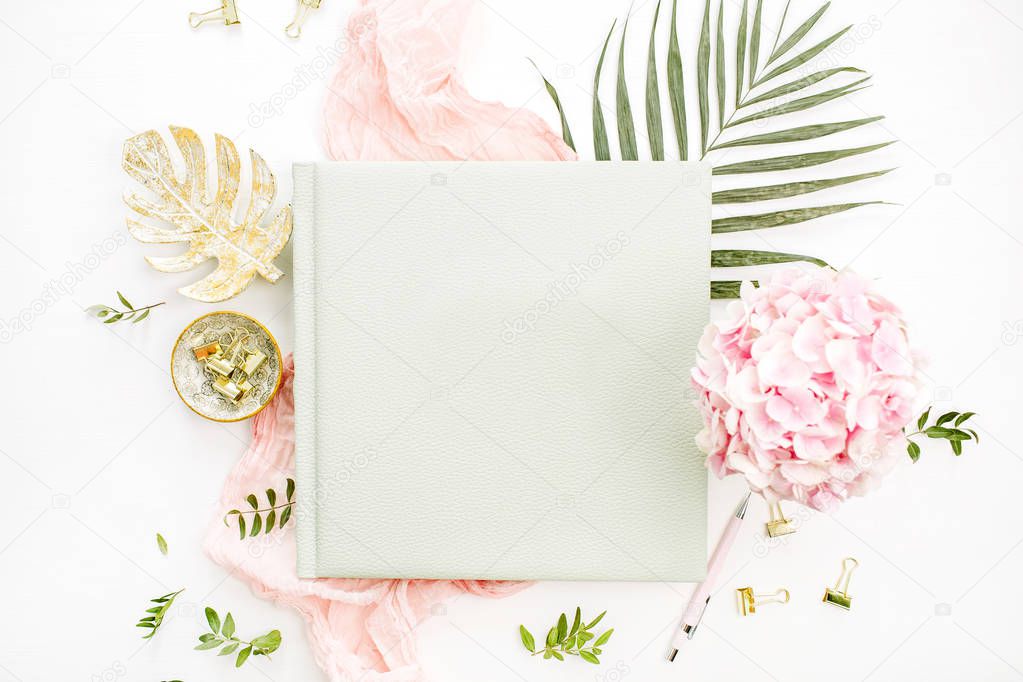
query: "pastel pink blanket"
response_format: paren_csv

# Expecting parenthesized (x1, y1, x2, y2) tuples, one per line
(204, 0, 574, 679)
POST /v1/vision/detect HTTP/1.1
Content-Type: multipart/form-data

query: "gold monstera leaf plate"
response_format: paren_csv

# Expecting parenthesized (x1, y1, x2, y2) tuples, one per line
(123, 126, 292, 303)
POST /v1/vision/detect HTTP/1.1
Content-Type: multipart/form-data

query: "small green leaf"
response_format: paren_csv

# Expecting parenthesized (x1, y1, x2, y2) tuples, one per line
(132, 308, 150, 323)
(286, 478, 296, 501)
(219, 641, 240, 656)
(713, 143, 893, 175)
(546, 627, 558, 647)
(713, 170, 891, 204)
(236, 645, 252, 668)
(279, 505, 293, 528)
(103, 313, 123, 324)
(266, 509, 276, 533)
(925, 426, 954, 438)
(735, 0, 748, 106)
(645, 0, 664, 160)
(519, 625, 536, 652)
(954, 412, 976, 426)
(530, 60, 576, 152)
(250, 513, 262, 537)
(918, 408, 931, 432)
(616, 15, 638, 161)
(768, 2, 831, 65)
(117, 291, 133, 309)
(251, 630, 282, 652)
(712, 117, 884, 150)
(748, 0, 763, 90)
(551, 651, 564, 661)
(594, 628, 614, 646)
(569, 607, 581, 636)
(246, 494, 259, 510)
(711, 280, 753, 299)
(936, 411, 959, 426)
(593, 20, 617, 161)
(237, 515, 246, 540)
(586, 611, 606, 629)
(206, 607, 221, 634)
(556, 613, 568, 642)
(223, 612, 235, 638)
(156, 532, 168, 556)
(697, 0, 711, 155)
(266, 488, 277, 506)
(712, 249, 828, 269)
(580, 651, 600, 664)
(715, 0, 726, 130)
(667, 0, 689, 159)
(195, 639, 222, 651)
(952, 440, 963, 456)
(907, 441, 921, 462)
(713, 203, 885, 233)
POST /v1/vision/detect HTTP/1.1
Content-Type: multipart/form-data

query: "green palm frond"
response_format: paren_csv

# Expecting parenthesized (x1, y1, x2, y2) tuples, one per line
(532, 1, 892, 298)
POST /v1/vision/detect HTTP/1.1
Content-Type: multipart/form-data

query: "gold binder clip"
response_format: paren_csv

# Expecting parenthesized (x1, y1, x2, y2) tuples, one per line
(191, 341, 222, 361)
(189, 0, 240, 28)
(240, 349, 267, 376)
(823, 557, 859, 610)
(284, 0, 322, 38)
(212, 375, 244, 402)
(736, 587, 790, 616)
(766, 501, 796, 538)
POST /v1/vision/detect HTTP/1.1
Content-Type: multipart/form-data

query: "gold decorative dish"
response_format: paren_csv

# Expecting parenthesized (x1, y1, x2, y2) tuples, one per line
(170, 311, 282, 422)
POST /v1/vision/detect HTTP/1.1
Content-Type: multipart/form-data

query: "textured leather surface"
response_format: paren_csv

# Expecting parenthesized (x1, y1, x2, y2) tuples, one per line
(293, 162, 711, 581)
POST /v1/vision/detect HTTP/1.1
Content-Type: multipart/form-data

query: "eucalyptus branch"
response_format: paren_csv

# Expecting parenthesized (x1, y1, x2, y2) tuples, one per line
(906, 407, 979, 461)
(136, 588, 184, 639)
(224, 478, 295, 540)
(195, 606, 282, 668)
(520, 608, 613, 664)
(86, 291, 165, 324)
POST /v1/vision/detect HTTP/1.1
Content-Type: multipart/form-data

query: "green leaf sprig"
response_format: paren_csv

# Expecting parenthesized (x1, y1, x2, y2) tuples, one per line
(906, 408, 979, 461)
(136, 588, 184, 639)
(87, 291, 165, 324)
(520, 608, 613, 664)
(156, 532, 169, 555)
(224, 478, 295, 540)
(196, 606, 282, 668)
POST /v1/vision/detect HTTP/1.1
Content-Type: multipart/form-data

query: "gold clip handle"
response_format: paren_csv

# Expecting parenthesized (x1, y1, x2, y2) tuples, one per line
(189, 0, 240, 28)
(285, 0, 322, 38)
(832, 557, 858, 596)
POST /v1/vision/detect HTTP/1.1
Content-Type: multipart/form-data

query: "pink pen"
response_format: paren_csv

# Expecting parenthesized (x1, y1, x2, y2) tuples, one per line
(667, 491, 752, 661)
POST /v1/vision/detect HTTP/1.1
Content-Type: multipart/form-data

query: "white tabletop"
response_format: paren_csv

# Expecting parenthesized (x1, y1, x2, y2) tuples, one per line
(1, 0, 1020, 680)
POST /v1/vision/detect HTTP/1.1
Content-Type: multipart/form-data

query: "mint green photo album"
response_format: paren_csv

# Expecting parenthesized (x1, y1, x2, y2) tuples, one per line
(293, 162, 710, 581)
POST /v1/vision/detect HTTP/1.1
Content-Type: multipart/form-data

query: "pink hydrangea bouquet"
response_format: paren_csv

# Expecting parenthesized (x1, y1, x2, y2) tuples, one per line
(692, 268, 925, 512)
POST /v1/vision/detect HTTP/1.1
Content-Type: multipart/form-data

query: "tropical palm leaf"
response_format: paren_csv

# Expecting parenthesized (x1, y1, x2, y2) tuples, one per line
(533, 1, 891, 297)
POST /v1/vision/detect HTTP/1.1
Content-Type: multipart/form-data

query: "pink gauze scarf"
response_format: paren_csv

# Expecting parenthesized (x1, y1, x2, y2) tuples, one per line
(203, 0, 576, 680)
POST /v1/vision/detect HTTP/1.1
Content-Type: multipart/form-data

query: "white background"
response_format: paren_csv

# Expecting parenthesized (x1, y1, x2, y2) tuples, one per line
(1, 0, 1022, 681)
